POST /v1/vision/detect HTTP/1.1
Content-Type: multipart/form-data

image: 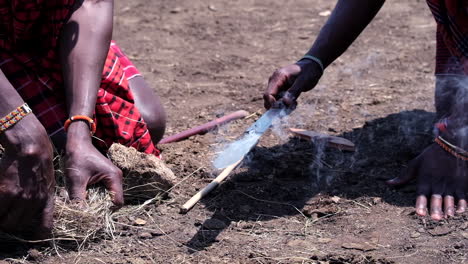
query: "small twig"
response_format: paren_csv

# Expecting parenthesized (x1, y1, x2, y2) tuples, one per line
(352, 200, 371, 210)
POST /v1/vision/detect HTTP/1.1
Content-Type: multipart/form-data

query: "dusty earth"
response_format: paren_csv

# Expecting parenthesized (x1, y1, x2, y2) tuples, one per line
(1, 0, 468, 263)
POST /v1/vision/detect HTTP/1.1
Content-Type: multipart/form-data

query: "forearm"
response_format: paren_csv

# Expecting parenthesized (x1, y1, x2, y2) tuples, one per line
(0, 71, 51, 151)
(0, 71, 27, 116)
(306, 0, 385, 68)
(59, 0, 113, 123)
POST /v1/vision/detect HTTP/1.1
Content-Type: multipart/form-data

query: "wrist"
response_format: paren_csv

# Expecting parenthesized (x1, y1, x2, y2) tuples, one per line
(65, 121, 93, 151)
(298, 54, 324, 73)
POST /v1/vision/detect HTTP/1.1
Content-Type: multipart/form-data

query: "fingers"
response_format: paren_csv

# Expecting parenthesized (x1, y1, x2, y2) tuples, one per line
(443, 195, 455, 218)
(430, 195, 443, 221)
(456, 199, 467, 214)
(101, 168, 124, 209)
(387, 155, 421, 186)
(263, 94, 277, 110)
(35, 192, 55, 239)
(264, 65, 301, 109)
(415, 195, 428, 216)
(264, 69, 288, 109)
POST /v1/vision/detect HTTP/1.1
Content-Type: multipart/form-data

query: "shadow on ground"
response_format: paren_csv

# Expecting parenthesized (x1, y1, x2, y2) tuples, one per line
(186, 109, 435, 251)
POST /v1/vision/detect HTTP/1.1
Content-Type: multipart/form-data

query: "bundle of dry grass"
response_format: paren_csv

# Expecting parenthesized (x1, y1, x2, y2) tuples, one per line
(53, 188, 114, 245)
(50, 144, 176, 246)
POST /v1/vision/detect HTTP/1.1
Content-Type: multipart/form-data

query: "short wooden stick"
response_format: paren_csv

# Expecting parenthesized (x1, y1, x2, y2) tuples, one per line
(179, 160, 242, 214)
(159, 110, 249, 144)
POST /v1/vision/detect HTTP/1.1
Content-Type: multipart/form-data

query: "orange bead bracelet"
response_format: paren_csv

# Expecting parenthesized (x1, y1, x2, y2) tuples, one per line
(64, 115, 96, 135)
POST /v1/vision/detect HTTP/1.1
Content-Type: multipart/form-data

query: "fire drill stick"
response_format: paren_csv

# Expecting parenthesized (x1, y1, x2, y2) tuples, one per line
(180, 159, 242, 214)
(159, 110, 249, 144)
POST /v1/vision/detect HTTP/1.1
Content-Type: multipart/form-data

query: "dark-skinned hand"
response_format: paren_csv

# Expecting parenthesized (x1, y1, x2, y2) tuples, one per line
(263, 59, 323, 109)
(0, 114, 55, 239)
(387, 125, 468, 220)
(65, 122, 124, 209)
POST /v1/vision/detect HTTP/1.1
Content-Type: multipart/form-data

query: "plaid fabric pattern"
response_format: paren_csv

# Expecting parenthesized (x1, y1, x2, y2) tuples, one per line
(427, 0, 468, 74)
(0, 0, 160, 157)
(95, 43, 159, 155)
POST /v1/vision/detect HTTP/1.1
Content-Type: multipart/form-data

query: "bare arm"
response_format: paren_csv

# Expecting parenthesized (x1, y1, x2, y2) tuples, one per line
(60, 0, 113, 139)
(264, 0, 386, 108)
(60, 0, 124, 207)
(307, 0, 385, 68)
(0, 71, 55, 238)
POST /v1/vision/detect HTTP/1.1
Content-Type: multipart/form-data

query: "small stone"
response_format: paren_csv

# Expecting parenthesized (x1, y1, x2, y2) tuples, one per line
(342, 242, 377, 252)
(372, 197, 382, 204)
(138, 232, 153, 239)
(208, 5, 216, 11)
(203, 219, 227, 230)
(417, 227, 425, 233)
(134, 218, 147, 226)
(330, 196, 341, 203)
(410, 232, 421, 238)
(461, 232, 468, 239)
(319, 10, 331, 17)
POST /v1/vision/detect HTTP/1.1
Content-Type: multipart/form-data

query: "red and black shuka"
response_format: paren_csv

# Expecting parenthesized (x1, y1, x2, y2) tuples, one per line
(427, 0, 468, 74)
(0, 0, 160, 156)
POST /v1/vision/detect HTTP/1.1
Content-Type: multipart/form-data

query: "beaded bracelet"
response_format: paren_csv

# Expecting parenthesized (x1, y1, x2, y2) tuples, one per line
(0, 103, 33, 133)
(64, 115, 97, 135)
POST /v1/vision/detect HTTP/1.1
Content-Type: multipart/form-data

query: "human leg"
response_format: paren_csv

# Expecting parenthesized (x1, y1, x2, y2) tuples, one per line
(128, 76, 166, 144)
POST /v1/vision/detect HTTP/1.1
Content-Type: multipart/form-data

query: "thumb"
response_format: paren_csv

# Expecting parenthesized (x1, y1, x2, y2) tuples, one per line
(281, 74, 308, 108)
(386, 155, 422, 186)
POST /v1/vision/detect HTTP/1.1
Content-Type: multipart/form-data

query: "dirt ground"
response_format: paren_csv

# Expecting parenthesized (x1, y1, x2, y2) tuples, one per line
(2, 0, 468, 263)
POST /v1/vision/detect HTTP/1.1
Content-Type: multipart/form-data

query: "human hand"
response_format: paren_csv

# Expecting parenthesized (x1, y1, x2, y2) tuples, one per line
(263, 59, 323, 109)
(0, 114, 55, 239)
(64, 122, 124, 209)
(387, 142, 467, 221)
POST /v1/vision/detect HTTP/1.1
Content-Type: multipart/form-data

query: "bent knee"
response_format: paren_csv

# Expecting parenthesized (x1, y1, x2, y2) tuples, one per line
(139, 105, 166, 144)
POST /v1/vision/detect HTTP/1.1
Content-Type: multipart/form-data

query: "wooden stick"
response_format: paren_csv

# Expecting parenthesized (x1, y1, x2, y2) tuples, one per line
(159, 110, 249, 144)
(179, 159, 242, 214)
(289, 128, 356, 152)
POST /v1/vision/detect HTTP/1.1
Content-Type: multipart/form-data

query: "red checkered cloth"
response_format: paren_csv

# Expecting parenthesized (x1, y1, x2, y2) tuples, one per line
(427, 0, 468, 74)
(0, 0, 160, 157)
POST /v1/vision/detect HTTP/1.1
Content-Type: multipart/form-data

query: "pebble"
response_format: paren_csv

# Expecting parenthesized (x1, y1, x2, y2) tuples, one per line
(138, 232, 153, 239)
(410, 232, 421, 238)
(461, 232, 468, 239)
(134, 218, 147, 226)
(208, 5, 216, 11)
(319, 10, 331, 17)
(331, 196, 341, 203)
